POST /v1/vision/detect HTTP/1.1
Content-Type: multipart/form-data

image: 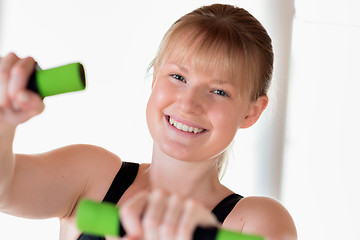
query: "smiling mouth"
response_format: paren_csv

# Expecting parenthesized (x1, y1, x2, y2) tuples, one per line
(167, 116, 206, 134)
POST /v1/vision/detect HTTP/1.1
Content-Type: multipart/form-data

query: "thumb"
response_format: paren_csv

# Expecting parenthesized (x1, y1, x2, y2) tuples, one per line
(11, 90, 44, 123)
(14, 90, 44, 112)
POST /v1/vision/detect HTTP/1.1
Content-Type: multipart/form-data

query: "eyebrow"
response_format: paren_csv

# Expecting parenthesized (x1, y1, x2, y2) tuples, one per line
(210, 78, 239, 89)
(211, 79, 232, 85)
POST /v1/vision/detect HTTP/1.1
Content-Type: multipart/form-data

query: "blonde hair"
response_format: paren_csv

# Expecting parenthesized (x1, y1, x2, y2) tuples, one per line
(151, 4, 274, 175)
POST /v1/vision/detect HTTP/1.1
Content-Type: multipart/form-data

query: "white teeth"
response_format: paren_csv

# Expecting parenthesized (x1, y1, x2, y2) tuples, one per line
(176, 122, 183, 130)
(182, 124, 189, 132)
(168, 117, 205, 134)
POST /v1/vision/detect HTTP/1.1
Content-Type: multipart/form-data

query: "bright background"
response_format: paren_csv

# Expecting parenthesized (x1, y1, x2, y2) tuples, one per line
(0, 0, 359, 239)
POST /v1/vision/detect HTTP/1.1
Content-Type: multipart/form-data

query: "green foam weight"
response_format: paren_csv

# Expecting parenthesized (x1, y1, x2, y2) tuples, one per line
(76, 199, 265, 240)
(217, 229, 264, 240)
(76, 199, 120, 237)
(28, 62, 86, 98)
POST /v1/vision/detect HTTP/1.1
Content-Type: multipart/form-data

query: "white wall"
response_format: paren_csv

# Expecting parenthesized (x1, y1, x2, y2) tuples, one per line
(282, 0, 360, 239)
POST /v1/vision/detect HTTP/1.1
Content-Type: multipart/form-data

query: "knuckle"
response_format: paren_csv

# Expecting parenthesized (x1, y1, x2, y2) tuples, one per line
(168, 193, 182, 209)
(159, 222, 174, 235)
(184, 199, 198, 211)
(120, 203, 133, 218)
(120, 204, 139, 223)
(179, 221, 192, 233)
(0, 67, 10, 81)
(24, 56, 35, 62)
(175, 229, 190, 240)
(143, 214, 159, 229)
(9, 57, 36, 81)
(7, 52, 17, 57)
(151, 188, 166, 200)
(5, 52, 17, 60)
(169, 193, 181, 203)
(10, 63, 27, 78)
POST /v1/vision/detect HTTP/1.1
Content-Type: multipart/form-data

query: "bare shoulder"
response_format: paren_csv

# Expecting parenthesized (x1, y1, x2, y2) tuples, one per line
(223, 196, 297, 240)
(40, 144, 121, 168)
(46, 143, 122, 181)
(39, 144, 123, 200)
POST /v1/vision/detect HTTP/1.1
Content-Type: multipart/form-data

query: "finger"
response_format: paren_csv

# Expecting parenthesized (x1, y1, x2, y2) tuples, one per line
(8, 56, 36, 99)
(9, 90, 45, 123)
(159, 194, 183, 240)
(107, 236, 122, 240)
(120, 191, 148, 239)
(108, 236, 136, 240)
(120, 236, 138, 240)
(176, 200, 219, 240)
(14, 89, 44, 111)
(142, 189, 167, 240)
(0, 53, 19, 106)
(175, 200, 199, 240)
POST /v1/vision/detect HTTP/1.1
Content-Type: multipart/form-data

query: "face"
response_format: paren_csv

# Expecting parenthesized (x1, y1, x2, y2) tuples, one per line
(146, 57, 260, 162)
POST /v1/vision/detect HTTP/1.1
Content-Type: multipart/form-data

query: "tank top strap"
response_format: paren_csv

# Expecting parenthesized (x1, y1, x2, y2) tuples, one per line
(102, 161, 139, 203)
(211, 193, 244, 224)
(77, 161, 139, 240)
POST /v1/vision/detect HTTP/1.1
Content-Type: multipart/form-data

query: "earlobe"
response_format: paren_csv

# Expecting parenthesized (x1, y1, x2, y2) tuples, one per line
(239, 95, 268, 129)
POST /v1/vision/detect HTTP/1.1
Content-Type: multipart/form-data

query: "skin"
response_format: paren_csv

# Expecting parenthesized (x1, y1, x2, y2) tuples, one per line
(0, 52, 297, 240)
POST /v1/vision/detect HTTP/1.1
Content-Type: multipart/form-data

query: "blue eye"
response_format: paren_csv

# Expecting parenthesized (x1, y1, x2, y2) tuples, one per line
(171, 74, 185, 82)
(213, 89, 229, 97)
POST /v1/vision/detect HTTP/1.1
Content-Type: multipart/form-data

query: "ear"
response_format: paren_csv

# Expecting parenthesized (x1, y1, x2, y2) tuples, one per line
(239, 95, 268, 129)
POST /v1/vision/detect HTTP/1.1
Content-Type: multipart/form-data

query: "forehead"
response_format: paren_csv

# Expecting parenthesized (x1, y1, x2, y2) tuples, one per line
(162, 36, 231, 75)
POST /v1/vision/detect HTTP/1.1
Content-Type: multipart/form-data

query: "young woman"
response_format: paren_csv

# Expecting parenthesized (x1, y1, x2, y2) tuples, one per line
(0, 4, 297, 240)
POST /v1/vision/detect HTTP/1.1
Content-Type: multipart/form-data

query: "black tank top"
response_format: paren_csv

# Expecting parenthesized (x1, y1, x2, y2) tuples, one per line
(77, 162, 243, 240)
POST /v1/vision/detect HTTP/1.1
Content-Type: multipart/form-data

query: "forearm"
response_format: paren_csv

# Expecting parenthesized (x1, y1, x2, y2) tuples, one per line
(0, 127, 16, 207)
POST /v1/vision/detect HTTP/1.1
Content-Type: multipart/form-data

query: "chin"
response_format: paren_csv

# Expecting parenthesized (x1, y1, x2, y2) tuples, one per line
(158, 142, 218, 163)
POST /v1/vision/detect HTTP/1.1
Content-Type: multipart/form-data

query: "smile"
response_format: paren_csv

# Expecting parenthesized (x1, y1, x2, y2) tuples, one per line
(167, 116, 206, 134)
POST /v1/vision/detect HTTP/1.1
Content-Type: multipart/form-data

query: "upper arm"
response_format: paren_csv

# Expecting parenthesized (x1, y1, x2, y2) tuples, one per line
(1, 144, 121, 219)
(223, 196, 297, 240)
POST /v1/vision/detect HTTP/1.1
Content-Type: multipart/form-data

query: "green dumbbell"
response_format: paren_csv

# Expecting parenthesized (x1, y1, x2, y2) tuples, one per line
(27, 62, 86, 98)
(76, 199, 264, 240)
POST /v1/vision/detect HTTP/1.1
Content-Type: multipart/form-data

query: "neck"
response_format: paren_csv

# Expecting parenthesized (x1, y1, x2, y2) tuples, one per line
(147, 144, 221, 198)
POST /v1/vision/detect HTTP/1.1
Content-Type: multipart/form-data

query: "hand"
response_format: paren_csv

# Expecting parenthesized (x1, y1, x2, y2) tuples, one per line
(119, 189, 220, 240)
(0, 53, 44, 131)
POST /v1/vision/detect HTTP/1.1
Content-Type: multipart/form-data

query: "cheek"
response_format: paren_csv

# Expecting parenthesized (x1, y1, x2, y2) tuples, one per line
(146, 86, 171, 129)
(208, 106, 243, 145)
(210, 107, 240, 130)
(146, 88, 163, 114)
(146, 93, 159, 143)
(146, 91, 160, 127)
(149, 82, 173, 107)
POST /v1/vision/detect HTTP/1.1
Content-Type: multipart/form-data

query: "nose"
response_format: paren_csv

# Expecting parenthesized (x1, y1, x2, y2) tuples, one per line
(177, 87, 204, 115)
